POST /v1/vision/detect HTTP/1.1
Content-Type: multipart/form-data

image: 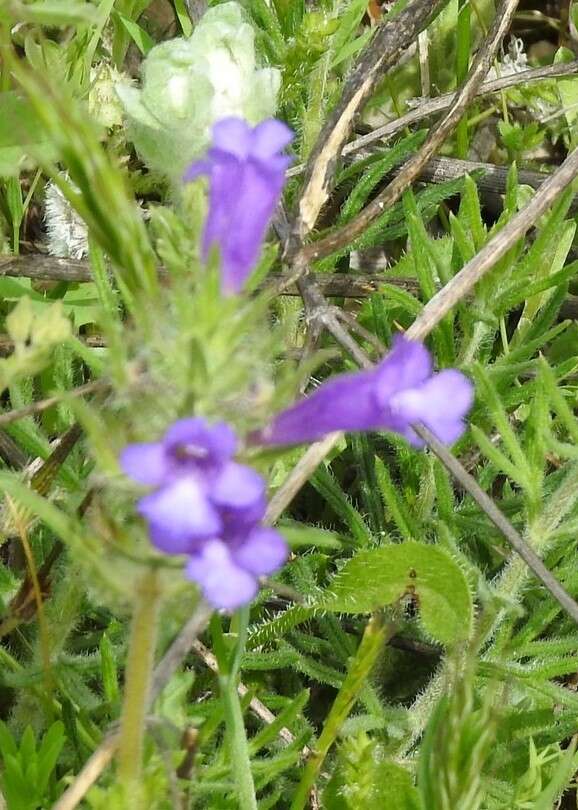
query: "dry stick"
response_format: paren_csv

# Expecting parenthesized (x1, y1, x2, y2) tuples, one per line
(297, 273, 372, 368)
(5, 254, 578, 307)
(264, 433, 342, 525)
(191, 640, 310, 753)
(296, 0, 521, 266)
(406, 144, 578, 340)
(149, 601, 213, 703)
(51, 732, 120, 810)
(0, 380, 106, 428)
(289, 0, 447, 247)
(0, 254, 417, 295)
(285, 59, 578, 180)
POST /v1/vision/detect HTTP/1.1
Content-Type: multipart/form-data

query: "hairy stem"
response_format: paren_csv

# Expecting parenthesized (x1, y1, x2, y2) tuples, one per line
(117, 569, 161, 799)
(216, 607, 258, 810)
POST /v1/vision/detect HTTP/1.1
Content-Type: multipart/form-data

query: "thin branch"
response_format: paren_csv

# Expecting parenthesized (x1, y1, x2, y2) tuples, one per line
(0, 254, 94, 282)
(0, 254, 418, 295)
(0, 430, 28, 469)
(0, 380, 107, 427)
(286, 60, 578, 180)
(298, 274, 372, 369)
(191, 640, 309, 752)
(289, 0, 447, 247)
(149, 600, 213, 702)
(264, 433, 342, 525)
(52, 732, 120, 810)
(295, 0, 520, 266)
(184, 0, 207, 24)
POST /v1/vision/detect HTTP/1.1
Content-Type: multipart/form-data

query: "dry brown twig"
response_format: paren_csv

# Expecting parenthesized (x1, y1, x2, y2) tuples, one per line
(0, 380, 107, 428)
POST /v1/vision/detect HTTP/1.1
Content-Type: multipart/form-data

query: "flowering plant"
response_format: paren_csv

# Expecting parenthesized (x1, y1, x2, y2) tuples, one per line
(7, 2, 578, 809)
(119, 118, 473, 614)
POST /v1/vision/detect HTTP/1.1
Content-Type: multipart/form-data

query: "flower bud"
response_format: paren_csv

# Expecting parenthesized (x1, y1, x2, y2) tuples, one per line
(116, 2, 280, 180)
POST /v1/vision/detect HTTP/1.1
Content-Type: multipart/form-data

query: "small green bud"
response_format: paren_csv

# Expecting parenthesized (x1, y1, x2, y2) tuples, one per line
(116, 2, 280, 181)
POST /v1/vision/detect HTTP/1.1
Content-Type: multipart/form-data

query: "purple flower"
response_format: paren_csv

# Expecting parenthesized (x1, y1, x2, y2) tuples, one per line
(120, 417, 288, 610)
(183, 117, 293, 295)
(255, 336, 473, 447)
(186, 528, 288, 611)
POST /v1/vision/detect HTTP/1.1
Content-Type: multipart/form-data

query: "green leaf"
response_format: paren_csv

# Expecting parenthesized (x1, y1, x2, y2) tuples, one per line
(0, 721, 18, 758)
(172, 0, 193, 36)
(530, 739, 578, 810)
(555, 46, 578, 144)
(320, 541, 473, 645)
(279, 521, 342, 549)
(311, 465, 373, 546)
(374, 456, 419, 542)
(112, 10, 154, 55)
(36, 722, 65, 795)
(100, 633, 120, 707)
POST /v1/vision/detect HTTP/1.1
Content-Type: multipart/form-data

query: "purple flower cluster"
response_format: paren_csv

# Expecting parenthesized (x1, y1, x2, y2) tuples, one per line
(119, 116, 476, 613)
(255, 336, 474, 447)
(183, 117, 293, 295)
(120, 418, 287, 610)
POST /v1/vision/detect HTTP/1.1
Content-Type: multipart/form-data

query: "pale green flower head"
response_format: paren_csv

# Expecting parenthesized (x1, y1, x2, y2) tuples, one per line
(116, 2, 281, 181)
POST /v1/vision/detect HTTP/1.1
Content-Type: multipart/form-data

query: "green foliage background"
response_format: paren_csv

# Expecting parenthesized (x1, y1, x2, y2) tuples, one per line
(1, 0, 578, 808)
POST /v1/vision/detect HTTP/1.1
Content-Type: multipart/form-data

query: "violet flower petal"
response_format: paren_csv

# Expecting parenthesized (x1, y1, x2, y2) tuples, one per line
(256, 368, 382, 445)
(373, 335, 432, 407)
(164, 418, 237, 466)
(138, 477, 221, 541)
(182, 159, 212, 183)
(256, 337, 473, 448)
(215, 158, 288, 294)
(147, 522, 200, 555)
(251, 119, 294, 157)
(211, 117, 252, 159)
(389, 369, 474, 445)
(183, 116, 294, 295)
(212, 462, 265, 510)
(119, 442, 169, 487)
(232, 527, 288, 576)
(186, 540, 257, 610)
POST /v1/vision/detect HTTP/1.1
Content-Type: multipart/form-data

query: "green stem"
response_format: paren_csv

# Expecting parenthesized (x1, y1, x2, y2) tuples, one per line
(217, 607, 258, 810)
(290, 616, 392, 810)
(117, 569, 161, 801)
